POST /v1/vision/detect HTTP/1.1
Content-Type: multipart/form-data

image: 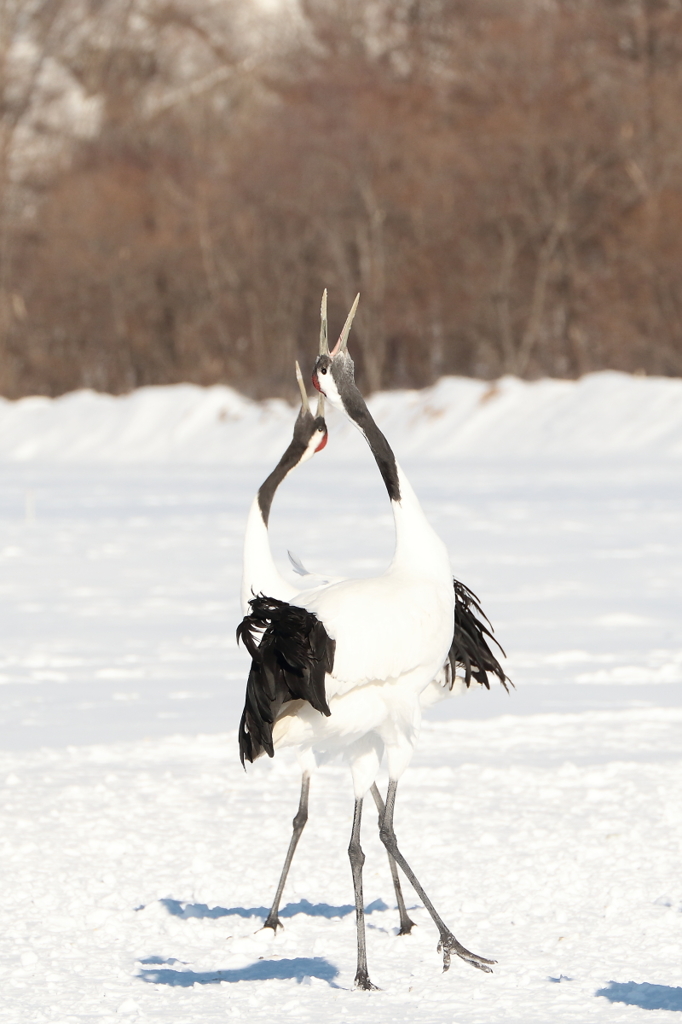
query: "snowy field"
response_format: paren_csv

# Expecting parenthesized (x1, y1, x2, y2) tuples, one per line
(0, 373, 681, 1023)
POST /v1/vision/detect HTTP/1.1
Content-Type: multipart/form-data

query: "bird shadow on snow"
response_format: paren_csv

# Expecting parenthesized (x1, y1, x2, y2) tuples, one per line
(157, 896, 388, 921)
(135, 898, 390, 989)
(137, 956, 339, 987)
(596, 981, 682, 1012)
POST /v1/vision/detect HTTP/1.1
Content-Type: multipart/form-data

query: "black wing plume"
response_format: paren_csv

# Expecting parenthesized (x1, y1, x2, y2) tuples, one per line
(446, 579, 512, 693)
(236, 595, 335, 765)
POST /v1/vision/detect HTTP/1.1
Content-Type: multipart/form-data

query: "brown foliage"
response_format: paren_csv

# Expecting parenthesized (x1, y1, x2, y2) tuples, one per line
(2, 0, 682, 398)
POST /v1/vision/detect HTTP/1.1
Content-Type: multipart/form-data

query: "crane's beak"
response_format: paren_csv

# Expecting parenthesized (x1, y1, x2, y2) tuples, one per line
(316, 392, 325, 418)
(295, 360, 311, 414)
(330, 293, 360, 357)
(319, 289, 329, 355)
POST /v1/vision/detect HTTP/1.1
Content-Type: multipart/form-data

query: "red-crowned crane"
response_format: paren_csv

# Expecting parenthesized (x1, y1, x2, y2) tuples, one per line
(238, 296, 508, 989)
(240, 355, 415, 935)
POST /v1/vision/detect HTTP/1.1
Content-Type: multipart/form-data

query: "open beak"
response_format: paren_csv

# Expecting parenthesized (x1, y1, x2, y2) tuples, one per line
(330, 293, 360, 357)
(319, 289, 329, 355)
(297, 360, 325, 419)
(295, 360, 311, 414)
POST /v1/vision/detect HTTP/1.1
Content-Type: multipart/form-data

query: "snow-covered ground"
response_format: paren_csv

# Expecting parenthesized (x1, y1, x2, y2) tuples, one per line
(0, 373, 681, 1022)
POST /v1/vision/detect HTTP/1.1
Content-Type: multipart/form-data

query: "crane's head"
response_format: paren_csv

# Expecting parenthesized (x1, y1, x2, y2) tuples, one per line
(311, 290, 360, 410)
(310, 291, 400, 503)
(294, 360, 327, 462)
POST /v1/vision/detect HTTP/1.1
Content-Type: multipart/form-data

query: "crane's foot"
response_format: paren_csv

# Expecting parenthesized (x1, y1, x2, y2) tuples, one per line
(437, 931, 496, 974)
(398, 917, 416, 936)
(260, 914, 283, 933)
(354, 969, 379, 991)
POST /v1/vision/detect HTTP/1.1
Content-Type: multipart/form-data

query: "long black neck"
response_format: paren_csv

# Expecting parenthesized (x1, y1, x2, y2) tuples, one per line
(336, 374, 401, 503)
(257, 437, 308, 526)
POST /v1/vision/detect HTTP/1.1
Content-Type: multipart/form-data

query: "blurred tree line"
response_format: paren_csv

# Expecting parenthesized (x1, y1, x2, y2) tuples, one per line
(2, 0, 682, 399)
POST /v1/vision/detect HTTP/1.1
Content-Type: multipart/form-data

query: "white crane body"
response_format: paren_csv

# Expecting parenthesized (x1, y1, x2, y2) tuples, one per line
(269, 464, 455, 793)
(237, 294, 508, 987)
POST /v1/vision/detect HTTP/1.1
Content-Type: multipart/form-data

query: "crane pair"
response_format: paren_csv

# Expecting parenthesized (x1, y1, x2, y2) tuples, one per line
(238, 292, 510, 990)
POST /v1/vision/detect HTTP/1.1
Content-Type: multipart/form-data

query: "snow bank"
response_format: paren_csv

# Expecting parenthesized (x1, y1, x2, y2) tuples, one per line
(0, 372, 681, 463)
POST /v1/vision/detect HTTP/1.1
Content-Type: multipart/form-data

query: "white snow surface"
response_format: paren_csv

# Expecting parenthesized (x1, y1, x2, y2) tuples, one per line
(0, 372, 681, 1022)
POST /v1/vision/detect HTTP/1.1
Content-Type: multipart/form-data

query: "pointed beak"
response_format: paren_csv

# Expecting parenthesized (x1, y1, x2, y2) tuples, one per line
(295, 360, 311, 414)
(330, 293, 360, 357)
(316, 392, 325, 418)
(319, 289, 329, 355)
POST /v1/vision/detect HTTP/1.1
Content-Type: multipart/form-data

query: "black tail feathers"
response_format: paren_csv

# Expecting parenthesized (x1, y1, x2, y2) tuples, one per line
(236, 595, 335, 765)
(446, 579, 512, 692)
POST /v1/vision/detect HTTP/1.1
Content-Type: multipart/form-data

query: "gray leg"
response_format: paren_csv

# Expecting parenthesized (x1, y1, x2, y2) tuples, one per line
(348, 797, 377, 990)
(370, 783, 415, 935)
(378, 780, 496, 974)
(263, 772, 310, 932)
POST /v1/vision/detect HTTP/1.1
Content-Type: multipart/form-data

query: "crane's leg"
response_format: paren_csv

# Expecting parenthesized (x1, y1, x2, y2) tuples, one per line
(378, 780, 496, 974)
(370, 783, 415, 935)
(262, 772, 310, 932)
(349, 796, 378, 990)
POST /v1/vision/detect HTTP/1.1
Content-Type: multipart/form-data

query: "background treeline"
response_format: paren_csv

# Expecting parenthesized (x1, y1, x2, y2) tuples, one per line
(2, 0, 682, 399)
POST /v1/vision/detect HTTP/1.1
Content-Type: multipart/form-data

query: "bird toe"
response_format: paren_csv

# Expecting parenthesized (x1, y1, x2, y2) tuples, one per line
(437, 932, 495, 973)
